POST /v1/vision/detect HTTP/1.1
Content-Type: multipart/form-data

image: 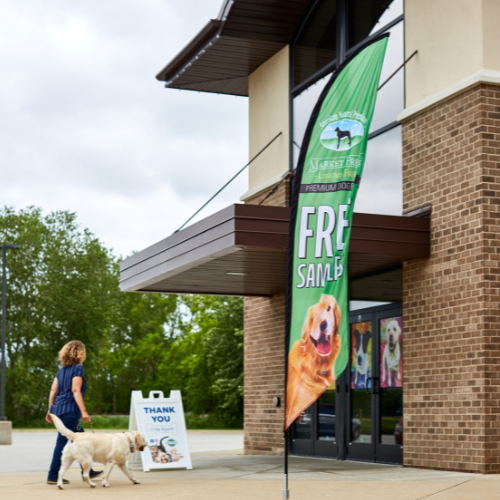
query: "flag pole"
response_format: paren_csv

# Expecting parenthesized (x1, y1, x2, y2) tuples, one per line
(283, 428, 289, 499)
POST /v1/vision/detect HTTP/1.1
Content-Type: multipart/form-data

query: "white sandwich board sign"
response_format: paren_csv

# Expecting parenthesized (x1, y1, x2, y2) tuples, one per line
(128, 390, 192, 472)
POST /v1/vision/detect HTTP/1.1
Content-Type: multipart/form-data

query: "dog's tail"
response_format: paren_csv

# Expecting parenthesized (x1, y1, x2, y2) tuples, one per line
(50, 413, 76, 441)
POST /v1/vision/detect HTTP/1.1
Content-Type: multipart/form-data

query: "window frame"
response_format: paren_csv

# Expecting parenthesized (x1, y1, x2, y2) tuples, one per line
(289, 0, 405, 172)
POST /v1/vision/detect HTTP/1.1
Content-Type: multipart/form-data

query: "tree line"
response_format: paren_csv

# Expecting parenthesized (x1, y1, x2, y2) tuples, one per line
(0, 207, 243, 427)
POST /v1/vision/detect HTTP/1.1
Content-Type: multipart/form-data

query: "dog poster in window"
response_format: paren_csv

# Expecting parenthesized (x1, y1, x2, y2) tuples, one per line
(350, 322, 372, 389)
(380, 317, 403, 388)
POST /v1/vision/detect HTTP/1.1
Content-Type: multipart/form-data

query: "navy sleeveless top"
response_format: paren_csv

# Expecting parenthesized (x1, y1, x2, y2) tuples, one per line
(50, 364, 86, 416)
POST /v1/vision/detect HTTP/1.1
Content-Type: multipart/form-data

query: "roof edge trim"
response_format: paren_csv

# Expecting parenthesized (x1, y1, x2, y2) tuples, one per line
(218, 0, 234, 21)
(156, 20, 222, 83)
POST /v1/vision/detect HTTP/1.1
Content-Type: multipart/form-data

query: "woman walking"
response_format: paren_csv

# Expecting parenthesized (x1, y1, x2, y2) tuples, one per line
(46, 340, 103, 485)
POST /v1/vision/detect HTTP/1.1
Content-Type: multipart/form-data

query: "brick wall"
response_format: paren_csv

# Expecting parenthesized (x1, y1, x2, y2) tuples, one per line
(402, 84, 500, 473)
(244, 293, 287, 454)
(243, 180, 289, 454)
(245, 178, 290, 208)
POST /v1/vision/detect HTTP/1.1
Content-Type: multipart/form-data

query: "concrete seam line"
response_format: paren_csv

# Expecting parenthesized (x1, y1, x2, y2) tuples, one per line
(414, 477, 478, 500)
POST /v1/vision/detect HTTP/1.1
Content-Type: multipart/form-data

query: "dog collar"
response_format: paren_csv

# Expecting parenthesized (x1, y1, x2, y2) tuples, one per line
(123, 433, 135, 453)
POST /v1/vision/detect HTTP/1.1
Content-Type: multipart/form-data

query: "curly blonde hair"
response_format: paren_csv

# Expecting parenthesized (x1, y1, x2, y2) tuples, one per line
(59, 341, 86, 367)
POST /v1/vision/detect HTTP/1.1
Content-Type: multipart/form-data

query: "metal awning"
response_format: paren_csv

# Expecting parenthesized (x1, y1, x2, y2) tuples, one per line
(156, 0, 313, 96)
(120, 204, 430, 300)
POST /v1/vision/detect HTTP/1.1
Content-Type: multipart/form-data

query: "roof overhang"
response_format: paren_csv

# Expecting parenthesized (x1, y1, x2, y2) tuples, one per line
(120, 204, 430, 300)
(156, 0, 313, 96)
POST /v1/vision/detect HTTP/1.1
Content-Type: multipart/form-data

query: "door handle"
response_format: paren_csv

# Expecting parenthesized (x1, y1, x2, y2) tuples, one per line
(365, 377, 372, 394)
(366, 377, 379, 394)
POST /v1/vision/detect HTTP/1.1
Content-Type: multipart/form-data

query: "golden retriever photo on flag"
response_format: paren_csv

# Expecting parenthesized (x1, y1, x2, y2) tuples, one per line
(285, 295, 341, 429)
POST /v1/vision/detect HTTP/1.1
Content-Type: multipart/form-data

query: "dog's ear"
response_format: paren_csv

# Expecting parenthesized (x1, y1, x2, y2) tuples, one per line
(134, 432, 145, 448)
(353, 329, 360, 344)
(320, 294, 335, 312)
(363, 331, 371, 351)
(301, 306, 315, 342)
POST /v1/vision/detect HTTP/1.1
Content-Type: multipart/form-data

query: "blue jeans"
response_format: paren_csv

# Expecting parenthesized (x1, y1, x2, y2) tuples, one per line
(47, 411, 93, 481)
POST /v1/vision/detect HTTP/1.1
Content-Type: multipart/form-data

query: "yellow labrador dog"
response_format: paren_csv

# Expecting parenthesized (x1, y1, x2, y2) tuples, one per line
(50, 413, 147, 489)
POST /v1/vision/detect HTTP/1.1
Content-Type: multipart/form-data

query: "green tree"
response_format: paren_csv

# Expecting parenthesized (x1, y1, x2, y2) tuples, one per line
(108, 294, 244, 425)
(1, 206, 244, 428)
(0, 207, 118, 422)
(172, 296, 244, 425)
(101, 291, 182, 414)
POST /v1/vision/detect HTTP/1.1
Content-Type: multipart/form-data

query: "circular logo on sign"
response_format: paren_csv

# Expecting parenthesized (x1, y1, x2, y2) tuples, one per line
(320, 119, 365, 151)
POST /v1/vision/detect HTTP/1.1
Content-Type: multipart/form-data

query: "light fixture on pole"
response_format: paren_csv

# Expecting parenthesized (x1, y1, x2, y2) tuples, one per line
(0, 244, 19, 422)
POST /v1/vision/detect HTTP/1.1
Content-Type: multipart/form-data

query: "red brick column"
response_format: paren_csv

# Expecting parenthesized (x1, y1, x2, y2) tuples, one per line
(402, 84, 500, 473)
(244, 293, 286, 454)
(243, 181, 289, 454)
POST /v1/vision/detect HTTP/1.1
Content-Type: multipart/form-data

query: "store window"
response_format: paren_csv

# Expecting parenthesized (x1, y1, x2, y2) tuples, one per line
(348, 0, 403, 49)
(293, 0, 337, 88)
(292, 73, 331, 168)
(291, 0, 404, 216)
(369, 20, 404, 133)
(355, 126, 402, 215)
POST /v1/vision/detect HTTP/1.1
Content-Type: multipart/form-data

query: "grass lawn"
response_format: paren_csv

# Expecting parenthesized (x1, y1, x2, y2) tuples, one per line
(13, 413, 243, 431)
(13, 415, 129, 430)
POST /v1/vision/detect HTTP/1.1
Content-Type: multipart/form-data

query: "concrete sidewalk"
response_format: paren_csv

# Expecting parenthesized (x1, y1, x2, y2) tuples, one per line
(0, 430, 244, 473)
(0, 449, 498, 500)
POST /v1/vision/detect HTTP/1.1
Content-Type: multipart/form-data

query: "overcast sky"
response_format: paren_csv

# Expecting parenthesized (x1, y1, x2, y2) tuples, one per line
(2, 0, 403, 259)
(1, 0, 247, 258)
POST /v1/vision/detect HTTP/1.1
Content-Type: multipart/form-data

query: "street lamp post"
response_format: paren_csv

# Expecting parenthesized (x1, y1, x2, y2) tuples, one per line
(0, 244, 19, 422)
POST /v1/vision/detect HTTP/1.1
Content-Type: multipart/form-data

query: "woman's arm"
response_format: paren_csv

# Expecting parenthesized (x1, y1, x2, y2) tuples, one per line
(45, 378, 58, 424)
(72, 376, 91, 423)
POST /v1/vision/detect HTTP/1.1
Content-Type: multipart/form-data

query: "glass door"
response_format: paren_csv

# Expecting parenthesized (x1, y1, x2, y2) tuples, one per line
(290, 404, 314, 456)
(290, 303, 403, 464)
(376, 309, 403, 463)
(346, 304, 403, 464)
(347, 313, 376, 461)
(290, 389, 339, 459)
(314, 389, 339, 457)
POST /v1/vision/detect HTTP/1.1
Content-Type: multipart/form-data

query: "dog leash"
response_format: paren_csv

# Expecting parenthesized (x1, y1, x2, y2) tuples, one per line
(78, 418, 95, 434)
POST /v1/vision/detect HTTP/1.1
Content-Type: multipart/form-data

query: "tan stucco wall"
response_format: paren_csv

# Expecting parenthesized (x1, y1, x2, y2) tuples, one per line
(247, 45, 290, 193)
(483, 0, 500, 71)
(405, 0, 484, 107)
(405, 0, 500, 109)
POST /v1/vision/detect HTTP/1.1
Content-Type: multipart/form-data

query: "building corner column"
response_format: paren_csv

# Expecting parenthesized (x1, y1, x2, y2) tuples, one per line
(401, 83, 500, 473)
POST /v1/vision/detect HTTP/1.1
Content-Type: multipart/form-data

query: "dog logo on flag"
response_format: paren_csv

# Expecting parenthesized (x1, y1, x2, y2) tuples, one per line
(320, 119, 365, 151)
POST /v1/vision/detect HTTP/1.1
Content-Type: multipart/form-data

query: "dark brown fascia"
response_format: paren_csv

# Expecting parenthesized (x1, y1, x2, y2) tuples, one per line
(154, 0, 313, 93)
(119, 204, 430, 290)
(119, 204, 290, 275)
(156, 20, 222, 82)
